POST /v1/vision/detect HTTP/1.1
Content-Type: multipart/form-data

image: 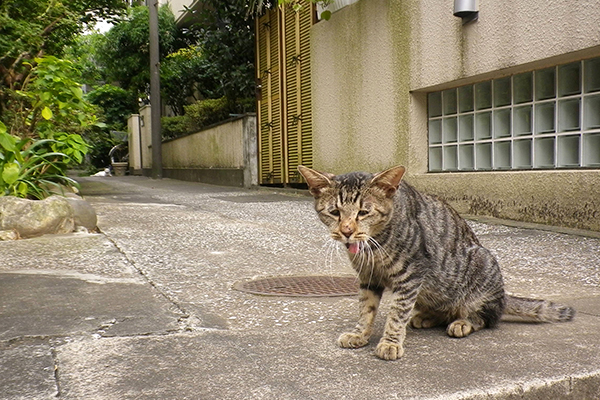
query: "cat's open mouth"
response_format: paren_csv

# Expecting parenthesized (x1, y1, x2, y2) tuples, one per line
(345, 242, 362, 254)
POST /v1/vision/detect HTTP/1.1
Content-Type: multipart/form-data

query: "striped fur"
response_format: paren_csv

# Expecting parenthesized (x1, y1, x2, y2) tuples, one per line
(298, 165, 575, 361)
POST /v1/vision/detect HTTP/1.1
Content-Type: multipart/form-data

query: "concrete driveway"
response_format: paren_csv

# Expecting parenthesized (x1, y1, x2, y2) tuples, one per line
(1, 175, 599, 399)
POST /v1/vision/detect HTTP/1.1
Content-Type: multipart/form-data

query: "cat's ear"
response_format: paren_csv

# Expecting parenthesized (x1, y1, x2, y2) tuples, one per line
(298, 165, 334, 198)
(371, 166, 406, 198)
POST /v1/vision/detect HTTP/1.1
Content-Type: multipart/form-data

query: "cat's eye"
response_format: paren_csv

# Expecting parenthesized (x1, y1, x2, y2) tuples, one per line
(329, 209, 340, 217)
(358, 210, 370, 217)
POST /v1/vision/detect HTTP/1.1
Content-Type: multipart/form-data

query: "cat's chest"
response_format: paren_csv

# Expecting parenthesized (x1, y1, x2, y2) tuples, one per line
(349, 249, 399, 286)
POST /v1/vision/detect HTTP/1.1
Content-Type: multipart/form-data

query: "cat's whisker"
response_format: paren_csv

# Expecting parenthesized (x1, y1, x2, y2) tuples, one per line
(321, 238, 340, 279)
(327, 240, 338, 282)
(367, 236, 392, 262)
(358, 239, 375, 288)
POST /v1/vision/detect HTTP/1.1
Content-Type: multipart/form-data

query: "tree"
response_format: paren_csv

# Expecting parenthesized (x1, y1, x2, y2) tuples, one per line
(0, 1, 127, 198)
(0, 0, 128, 97)
(86, 84, 138, 131)
(0, 56, 99, 198)
(63, 33, 108, 89)
(85, 84, 138, 170)
(160, 46, 217, 116)
(188, 0, 255, 105)
(96, 5, 185, 99)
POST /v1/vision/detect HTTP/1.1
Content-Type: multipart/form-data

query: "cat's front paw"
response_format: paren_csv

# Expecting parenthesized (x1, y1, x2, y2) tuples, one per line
(375, 340, 404, 361)
(337, 332, 369, 348)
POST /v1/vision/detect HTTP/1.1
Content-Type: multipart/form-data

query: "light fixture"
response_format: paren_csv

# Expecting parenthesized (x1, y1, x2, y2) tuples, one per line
(454, 0, 479, 24)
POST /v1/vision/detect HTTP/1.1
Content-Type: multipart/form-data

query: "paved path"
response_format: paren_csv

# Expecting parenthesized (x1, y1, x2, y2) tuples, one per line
(1, 175, 599, 399)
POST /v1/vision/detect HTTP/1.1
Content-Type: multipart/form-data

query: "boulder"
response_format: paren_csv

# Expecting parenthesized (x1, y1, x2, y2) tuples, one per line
(0, 196, 97, 240)
(65, 197, 97, 231)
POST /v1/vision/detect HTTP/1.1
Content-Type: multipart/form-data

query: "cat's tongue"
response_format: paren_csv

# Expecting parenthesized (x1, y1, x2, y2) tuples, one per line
(347, 242, 361, 254)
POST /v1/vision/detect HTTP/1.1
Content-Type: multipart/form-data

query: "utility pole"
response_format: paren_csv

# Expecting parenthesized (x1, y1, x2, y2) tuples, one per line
(148, 0, 162, 179)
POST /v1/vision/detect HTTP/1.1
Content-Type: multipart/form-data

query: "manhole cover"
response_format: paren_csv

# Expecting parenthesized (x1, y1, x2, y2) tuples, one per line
(234, 276, 359, 297)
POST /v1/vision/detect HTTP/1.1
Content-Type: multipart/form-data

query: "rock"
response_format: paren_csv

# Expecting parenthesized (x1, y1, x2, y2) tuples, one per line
(0, 229, 20, 240)
(65, 198, 97, 231)
(0, 195, 97, 240)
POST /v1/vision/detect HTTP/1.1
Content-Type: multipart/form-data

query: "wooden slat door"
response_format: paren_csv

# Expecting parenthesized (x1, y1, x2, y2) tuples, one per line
(256, 9, 283, 184)
(256, 2, 313, 185)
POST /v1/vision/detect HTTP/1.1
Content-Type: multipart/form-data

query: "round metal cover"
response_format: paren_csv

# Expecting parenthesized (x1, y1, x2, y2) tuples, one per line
(234, 275, 359, 297)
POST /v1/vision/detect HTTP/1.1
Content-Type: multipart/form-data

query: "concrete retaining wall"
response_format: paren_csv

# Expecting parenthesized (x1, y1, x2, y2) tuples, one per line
(128, 112, 257, 188)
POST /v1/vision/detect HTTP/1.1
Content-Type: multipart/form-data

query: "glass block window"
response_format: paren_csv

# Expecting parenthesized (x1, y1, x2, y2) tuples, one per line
(428, 57, 600, 171)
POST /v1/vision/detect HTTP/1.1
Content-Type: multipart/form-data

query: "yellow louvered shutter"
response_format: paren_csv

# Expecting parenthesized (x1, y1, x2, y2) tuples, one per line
(256, 3, 313, 185)
(256, 9, 283, 184)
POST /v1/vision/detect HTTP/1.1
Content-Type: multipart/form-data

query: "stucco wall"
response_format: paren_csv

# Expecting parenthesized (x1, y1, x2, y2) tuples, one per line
(310, 0, 600, 231)
(130, 110, 257, 187)
(162, 118, 246, 169)
(311, 0, 407, 174)
(411, 0, 600, 90)
(159, 115, 258, 188)
(139, 105, 153, 170)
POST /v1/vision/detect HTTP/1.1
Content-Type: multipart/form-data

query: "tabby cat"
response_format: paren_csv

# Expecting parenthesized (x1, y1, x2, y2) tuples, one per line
(298, 165, 575, 361)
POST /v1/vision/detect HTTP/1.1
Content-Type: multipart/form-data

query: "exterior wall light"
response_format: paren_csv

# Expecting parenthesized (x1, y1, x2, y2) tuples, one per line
(454, 0, 479, 24)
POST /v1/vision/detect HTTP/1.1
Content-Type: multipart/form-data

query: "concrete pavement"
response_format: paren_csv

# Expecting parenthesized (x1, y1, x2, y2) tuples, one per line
(1, 175, 600, 399)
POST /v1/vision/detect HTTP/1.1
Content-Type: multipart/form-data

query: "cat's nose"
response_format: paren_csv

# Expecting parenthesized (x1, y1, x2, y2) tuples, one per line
(340, 222, 355, 238)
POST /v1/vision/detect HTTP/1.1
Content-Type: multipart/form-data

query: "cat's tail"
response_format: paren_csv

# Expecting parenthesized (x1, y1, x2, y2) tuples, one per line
(504, 295, 575, 322)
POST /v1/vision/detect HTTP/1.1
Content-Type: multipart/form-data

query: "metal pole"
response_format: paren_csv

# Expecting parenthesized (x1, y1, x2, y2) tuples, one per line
(149, 0, 162, 179)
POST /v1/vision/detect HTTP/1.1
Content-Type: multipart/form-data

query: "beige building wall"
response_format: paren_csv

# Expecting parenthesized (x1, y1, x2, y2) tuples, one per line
(159, 0, 191, 24)
(311, 0, 600, 231)
(311, 0, 408, 173)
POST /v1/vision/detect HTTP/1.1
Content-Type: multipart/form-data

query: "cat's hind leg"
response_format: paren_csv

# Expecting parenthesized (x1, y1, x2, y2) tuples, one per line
(338, 285, 383, 349)
(446, 296, 503, 337)
(446, 316, 485, 338)
(446, 247, 506, 338)
(409, 308, 445, 329)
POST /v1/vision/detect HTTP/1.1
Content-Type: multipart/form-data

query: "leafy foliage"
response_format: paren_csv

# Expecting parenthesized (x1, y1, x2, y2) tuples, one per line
(188, 0, 256, 104)
(161, 115, 194, 140)
(0, 120, 78, 199)
(86, 84, 138, 131)
(0, 0, 128, 197)
(63, 33, 108, 88)
(0, 56, 98, 198)
(7, 56, 99, 138)
(96, 5, 184, 99)
(160, 46, 218, 116)
(156, 0, 258, 138)
(162, 96, 255, 140)
(0, 0, 128, 94)
(185, 97, 231, 130)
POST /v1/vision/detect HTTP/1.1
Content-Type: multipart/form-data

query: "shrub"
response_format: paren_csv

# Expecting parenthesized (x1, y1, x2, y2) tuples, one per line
(184, 97, 230, 130)
(161, 97, 256, 140)
(0, 56, 98, 198)
(0, 121, 78, 199)
(161, 115, 194, 140)
(86, 84, 138, 132)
